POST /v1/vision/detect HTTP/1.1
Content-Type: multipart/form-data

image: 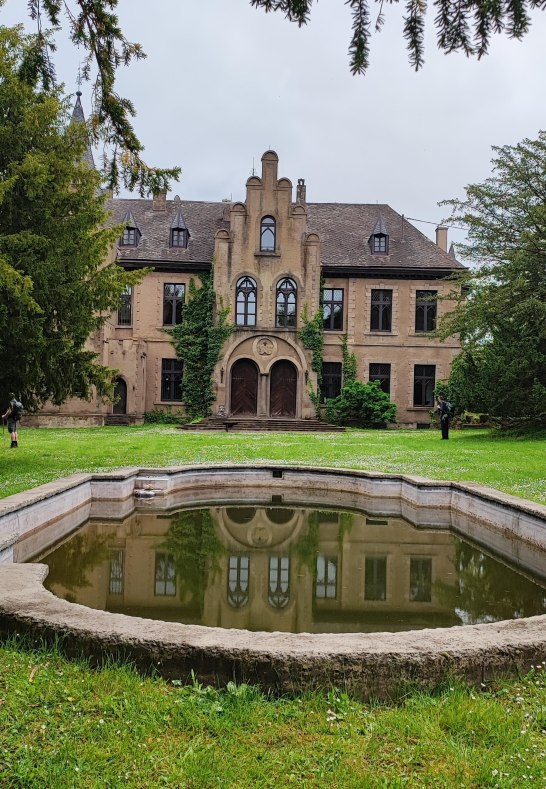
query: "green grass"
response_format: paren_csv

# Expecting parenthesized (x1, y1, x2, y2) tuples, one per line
(0, 641, 545, 787)
(2, 426, 546, 786)
(1, 424, 545, 504)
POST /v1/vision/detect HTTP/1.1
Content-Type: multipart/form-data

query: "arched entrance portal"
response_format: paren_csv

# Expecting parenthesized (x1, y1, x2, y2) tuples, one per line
(230, 359, 258, 415)
(113, 378, 128, 415)
(270, 360, 297, 417)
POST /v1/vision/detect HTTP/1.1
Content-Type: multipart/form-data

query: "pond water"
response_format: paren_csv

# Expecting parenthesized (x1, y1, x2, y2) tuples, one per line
(30, 503, 546, 633)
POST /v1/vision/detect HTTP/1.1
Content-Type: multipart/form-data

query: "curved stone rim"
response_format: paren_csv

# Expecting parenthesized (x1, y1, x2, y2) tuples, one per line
(1, 464, 546, 698)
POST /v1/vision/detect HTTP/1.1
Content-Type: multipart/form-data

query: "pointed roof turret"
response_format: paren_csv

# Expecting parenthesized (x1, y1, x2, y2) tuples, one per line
(170, 205, 188, 232)
(70, 91, 95, 169)
(449, 242, 457, 259)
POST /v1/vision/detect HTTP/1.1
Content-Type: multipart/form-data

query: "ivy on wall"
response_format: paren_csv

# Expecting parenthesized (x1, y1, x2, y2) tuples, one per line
(340, 333, 357, 385)
(297, 303, 324, 415)
(170, 271, 234, 419)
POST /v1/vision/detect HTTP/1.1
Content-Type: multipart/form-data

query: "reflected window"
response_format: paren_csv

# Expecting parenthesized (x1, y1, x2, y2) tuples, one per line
(228, 556, 249, 607)
(276, 277, 297, 328)
(317, 511, 340, 524)
(315, 555, 337, 599)
(155, 552, 176, 596)
(117, 286, 132, 326)
(413, 365, 435, 407)
(322, 288, 344, 331)
(226, 507, 256, 524)
(260, 216, 276, 252)
(269, 556, 290, 608)
(409, 558, 432, 602)
(364, 556, 387, 601)
(265, 508, 294, 525)
(236, 277, 257, 327)
(109, 549, 124, 595)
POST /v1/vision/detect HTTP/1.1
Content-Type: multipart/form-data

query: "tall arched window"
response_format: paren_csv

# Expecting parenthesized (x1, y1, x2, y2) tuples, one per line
(276, 277, 297, 327)
(260, 216, 276, 252)
(235, 276, 257, 326)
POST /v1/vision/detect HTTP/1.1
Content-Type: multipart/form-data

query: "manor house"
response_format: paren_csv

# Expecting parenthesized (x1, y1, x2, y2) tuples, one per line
(38, 150, 463, 428)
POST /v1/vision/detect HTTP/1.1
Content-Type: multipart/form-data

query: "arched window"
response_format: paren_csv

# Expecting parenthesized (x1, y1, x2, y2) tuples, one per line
(268, 556, 290, 609)
(227, 556, 249, 608)
(260, 216, 276, 252)
(235, 277, 257, 326)
(276, 277, 297, 327)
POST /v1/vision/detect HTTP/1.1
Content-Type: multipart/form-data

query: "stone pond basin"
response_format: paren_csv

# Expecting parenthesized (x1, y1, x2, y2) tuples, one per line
(1, 464, 546, 700)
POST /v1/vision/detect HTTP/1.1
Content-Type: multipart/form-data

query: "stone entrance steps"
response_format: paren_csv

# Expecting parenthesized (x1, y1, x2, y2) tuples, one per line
(105, 414, 131, 426)
(181, 417, 344, 432)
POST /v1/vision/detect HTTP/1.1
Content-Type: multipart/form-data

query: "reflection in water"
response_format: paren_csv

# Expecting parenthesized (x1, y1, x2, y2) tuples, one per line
(31, 504, 546, 634)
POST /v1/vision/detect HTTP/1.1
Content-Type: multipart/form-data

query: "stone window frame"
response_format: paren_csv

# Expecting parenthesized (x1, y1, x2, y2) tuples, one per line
(161, 358, 183, 402)
(260, 215, 276, 252)
(235, 276, 258, 327)
(321, 361, 343, 403)
(370, 288, 393, 332)
(117, 285, 132, 326)
(275, 276, 298, 328)
(415, 290, 438, 333)
(228, 555, 250, 608)
(413, 364, 436, 407)
(364, 555, 388, 601)
(369, 362, 391, 395)
(154, 551, 176, 596)
(268, 556, 290, 609)
(322, 287, 344, 331)
(162, 283, 185, 327)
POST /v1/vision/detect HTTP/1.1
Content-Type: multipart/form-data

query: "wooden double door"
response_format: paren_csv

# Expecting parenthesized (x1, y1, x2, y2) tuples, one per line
(230, 359, 297, 417)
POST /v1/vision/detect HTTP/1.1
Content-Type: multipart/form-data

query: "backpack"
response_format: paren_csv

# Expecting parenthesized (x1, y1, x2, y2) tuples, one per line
(11, 400, 23, 420)
(446, 401, 455, 418)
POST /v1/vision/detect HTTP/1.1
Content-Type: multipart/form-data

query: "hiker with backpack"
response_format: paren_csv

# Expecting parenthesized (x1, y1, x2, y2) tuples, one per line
(2, 393, 23, 448)
(436, 394, 451, 440)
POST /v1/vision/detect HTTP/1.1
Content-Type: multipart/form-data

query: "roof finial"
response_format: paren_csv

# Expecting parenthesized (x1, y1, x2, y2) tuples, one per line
(76, 63, 83, 97)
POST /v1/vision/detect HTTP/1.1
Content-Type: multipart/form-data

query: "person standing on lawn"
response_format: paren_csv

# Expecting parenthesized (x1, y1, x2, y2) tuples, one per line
(2, 393, 23, 448)
(436, 395, 451, 440)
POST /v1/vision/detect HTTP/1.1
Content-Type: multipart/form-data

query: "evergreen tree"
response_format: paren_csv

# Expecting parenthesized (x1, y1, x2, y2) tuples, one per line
(439, 133, 546, 422)
(0, 27, 142, 411)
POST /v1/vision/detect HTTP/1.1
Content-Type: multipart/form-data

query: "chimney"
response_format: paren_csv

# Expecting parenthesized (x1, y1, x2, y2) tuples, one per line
(435, 225, 448, 252)
(153, 190, 167, 211)
(296, 178, 307, 205)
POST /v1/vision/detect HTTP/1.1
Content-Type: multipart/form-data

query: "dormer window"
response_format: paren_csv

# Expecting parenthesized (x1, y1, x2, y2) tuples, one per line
(260, 215, 276, 252)
(119, 211, 140, 247)
(171, 228, 186, 248)
(372, 233, 388, 254)
(369, 213, 389, 255)
(121, 227, 137, 246)
(170, 205, 189, 249)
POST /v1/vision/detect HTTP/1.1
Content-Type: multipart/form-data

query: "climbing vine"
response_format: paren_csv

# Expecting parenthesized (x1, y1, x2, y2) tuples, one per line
(340, 333, 357, 385)
(297, 303, 324, 415)
(170, 270, 234, 419)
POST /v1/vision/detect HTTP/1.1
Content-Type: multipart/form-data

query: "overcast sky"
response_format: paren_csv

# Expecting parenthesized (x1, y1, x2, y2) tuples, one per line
(3, 0, 546, 246)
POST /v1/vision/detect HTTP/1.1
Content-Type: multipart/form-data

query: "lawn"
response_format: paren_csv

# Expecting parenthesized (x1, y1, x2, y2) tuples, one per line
(1, 424, 546, 504)
(1, 425, 545, 787)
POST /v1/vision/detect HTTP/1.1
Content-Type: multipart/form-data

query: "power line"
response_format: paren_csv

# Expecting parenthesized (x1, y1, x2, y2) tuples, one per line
(406, 216, 466, 231)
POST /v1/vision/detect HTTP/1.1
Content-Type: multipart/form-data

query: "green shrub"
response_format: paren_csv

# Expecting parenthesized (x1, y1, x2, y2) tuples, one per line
(325, 381, 397, 427)
(144, 409, 187, 425)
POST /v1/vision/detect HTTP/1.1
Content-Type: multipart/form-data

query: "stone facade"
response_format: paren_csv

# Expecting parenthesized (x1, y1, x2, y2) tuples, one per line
(32, 151, 463, 427)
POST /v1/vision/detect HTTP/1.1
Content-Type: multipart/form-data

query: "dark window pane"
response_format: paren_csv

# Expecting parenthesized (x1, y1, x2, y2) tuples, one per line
(369, 363, 391, 395)
(415, 290, 437, 332)
(228, 556, 249, 607)
(413, 364, 435, 407)
(409, 558, 432, 602)
(109, 549, 124, 595)
(163, 283, 185, 326)
(117, 286, 132, 326)
(372, 234, 387, 253)
(322, 288, 344, 331)
(171, 229, 186, 248)
(370, 289, 392, 332)
(121, 228, 137, 246)
(315, 555, 337, 599)
(154, 552, 176, 596)
(365, 556, 387, 601)
(269, 556, 290, 608)
(276, 278, 297, 327)
(161, 358, 183, 401)
(321, 362, 342, 402)
(235, 277, 257, 327)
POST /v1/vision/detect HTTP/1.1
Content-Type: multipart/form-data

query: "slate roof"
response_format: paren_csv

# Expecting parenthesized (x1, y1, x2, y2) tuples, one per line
(107, 198, 227, 265)
(106, 197, 464, 273)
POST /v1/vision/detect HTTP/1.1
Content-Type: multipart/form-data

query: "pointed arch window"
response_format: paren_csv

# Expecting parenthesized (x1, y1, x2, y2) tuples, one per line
(268, 556, 290, 609)
(236, 276, 257, 326)
(260, 215, 276, 252)
(276, 277, 297, 328)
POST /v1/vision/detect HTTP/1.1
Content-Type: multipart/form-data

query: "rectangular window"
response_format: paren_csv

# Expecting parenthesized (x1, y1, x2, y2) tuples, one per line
(370, 289, 392, 332)
(109, 549, 124, 595)
(117, 286, 132, 326)
(163, 283, 185, 326)
(369, 363, 391, 395)
(322, 288, 344, 331)
(364, 556, 387, 601)
(415, 290, 437, 332)
(171, 229, 186, 248)
(413, 364, 435, 407)
(161, 358, 183, 401)
(315, 555, 337, 599)
(321, 362, 343, 403)
(154, 552, 176, 596)
(409, 558, 432, 602)
(121, 228, 136, 246)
